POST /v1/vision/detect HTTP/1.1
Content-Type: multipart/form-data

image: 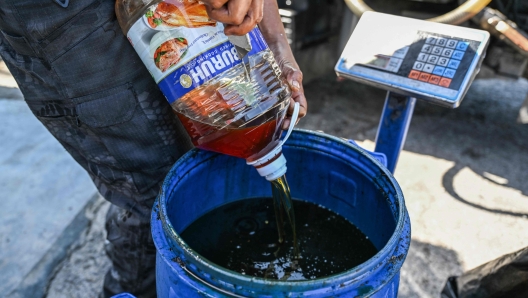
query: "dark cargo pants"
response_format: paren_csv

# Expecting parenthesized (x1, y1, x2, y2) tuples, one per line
(0, 0, 193, 296)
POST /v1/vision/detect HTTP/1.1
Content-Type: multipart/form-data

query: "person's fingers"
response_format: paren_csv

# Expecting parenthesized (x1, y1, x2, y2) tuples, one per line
(292, 91, 307, 120)
(248, 0, 264, 23)
(282, 88, 307, 130)
(285, 69, 307, 120)
(282, 117, 291, 130)
(201, 0, 229, 9)
(285, 97, 295, 116)
(223, 0, 263, 35)
(286, 69, 301, 92)
(277, 65, 306, 131)
(206, 0, 251, 26)
(223, 17, 253, 35)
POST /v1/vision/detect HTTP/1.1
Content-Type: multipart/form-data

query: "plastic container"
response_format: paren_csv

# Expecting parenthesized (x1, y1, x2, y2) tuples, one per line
(152, 129, 411, 297)
(110, 294, 136, 298)
(116, 0, 294, 180)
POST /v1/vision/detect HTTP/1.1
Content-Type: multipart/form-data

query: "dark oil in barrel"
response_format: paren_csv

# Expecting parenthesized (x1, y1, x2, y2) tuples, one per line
(180, 198, 378, 281)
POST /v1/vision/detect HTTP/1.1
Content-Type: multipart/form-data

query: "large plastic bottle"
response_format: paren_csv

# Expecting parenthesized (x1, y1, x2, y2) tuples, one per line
(116, 0, 298, 181)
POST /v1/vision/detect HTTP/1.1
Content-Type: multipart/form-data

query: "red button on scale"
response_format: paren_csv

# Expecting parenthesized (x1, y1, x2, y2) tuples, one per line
(439, 78, 452, 87)
(418, 73, 431, 82)
(428, 75, 441, 85)
(408, 70, 421, 80)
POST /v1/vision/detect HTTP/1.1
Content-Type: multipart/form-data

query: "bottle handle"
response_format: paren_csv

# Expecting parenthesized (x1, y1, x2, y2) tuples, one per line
(246, 102, 300, 180)
(280, 102, 300, 146)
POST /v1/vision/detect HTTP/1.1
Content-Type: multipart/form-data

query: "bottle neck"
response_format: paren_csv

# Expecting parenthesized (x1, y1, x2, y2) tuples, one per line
(247, 142, 287, 181)
(247, 102, 301, 181)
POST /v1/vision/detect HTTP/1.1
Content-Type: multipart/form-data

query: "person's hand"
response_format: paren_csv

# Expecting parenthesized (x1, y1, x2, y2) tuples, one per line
(201, 0, 264, 35)
(256, 0, 307, 130)
(280, 60, 307, 130)
(202, 0, 306, 128)
(268, 42, 307, 130)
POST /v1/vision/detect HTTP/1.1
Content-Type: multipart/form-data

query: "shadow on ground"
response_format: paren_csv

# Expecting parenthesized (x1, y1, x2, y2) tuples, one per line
(299, 73, 528, 212)
(399, 240, 463, 298)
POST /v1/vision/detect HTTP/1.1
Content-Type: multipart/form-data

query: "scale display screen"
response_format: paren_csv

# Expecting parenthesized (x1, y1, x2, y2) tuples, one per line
(336, 12, 490, 108)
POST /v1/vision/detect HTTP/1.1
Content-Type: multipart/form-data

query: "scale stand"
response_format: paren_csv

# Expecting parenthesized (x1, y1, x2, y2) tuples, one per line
(335, 12, 490, 173)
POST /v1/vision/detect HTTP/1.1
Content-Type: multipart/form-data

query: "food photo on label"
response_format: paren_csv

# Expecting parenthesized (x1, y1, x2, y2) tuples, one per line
(144, 0, 216, 29)
(153, 37, 189, 72)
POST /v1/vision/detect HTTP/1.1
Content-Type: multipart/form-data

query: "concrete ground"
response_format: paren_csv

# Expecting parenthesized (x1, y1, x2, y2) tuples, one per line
(299, 72, 528, 297)
(0, 61, 99, 298)
(1, 56, 527, 297)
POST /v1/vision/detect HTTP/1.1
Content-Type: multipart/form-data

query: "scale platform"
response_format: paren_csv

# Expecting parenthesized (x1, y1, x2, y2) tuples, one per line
(335, 12, 490, 108)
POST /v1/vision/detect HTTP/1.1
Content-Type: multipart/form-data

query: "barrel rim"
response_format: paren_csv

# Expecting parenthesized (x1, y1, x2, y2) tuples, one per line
(154, 129, 410, 293)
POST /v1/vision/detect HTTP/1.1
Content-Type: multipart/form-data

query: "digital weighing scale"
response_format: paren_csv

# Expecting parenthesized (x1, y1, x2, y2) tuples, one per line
(335, 12, 490, 171)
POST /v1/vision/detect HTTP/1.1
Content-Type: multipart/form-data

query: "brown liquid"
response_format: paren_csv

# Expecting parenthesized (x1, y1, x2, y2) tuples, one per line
(271, 175, 299, 258)
(177, 113, 281, 159)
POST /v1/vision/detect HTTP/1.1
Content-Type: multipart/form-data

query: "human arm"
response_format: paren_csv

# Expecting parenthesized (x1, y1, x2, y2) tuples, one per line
(201, 0, 307, 128)
(258, 0, 307, 129)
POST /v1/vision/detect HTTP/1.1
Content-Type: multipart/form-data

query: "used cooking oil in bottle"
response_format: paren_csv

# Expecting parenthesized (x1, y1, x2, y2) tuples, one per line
(181, 198, 378, 280)
(172, 53, 289, 159)
(116, 0, 301, 269)
(116, 0, 291, 161)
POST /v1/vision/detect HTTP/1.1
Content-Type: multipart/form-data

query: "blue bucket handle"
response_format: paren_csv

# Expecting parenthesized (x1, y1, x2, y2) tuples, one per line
(347, 139, 388, 168)
(111, 294, 136, 298)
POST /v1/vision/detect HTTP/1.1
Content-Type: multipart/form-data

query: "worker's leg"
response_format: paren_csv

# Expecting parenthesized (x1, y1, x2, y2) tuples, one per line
(0, 1, 193, 296)
(102, 205, 157, 297)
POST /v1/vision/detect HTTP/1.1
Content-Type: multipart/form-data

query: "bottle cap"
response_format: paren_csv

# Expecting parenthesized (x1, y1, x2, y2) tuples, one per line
(247, 144, 287, 181)
(247, 102, 300, 181)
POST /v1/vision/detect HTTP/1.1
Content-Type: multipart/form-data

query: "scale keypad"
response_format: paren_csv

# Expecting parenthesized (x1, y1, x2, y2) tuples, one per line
(405, 31, 479, 90)
(360, 31, 480, 91)
(409, 36, 469, 87)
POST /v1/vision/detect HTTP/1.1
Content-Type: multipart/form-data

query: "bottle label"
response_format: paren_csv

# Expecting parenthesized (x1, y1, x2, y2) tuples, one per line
(127, 0, 268, 104)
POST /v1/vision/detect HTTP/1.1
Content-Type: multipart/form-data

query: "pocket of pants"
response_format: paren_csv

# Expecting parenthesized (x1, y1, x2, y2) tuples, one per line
(1, 30, 36, 57)
(12, 0, 113, 50)
(49, 19, 145, 99)
(75, 83, 178, 192)
(76, 83, 136, 127)
(76, 83, 174, 167)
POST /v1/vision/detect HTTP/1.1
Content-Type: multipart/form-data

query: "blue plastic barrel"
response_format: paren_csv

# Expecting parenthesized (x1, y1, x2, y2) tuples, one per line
(152, 129, 411, 297)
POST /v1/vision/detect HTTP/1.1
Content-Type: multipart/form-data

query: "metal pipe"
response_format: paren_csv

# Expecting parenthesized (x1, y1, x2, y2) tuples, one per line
(343, 0, 492, 25)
